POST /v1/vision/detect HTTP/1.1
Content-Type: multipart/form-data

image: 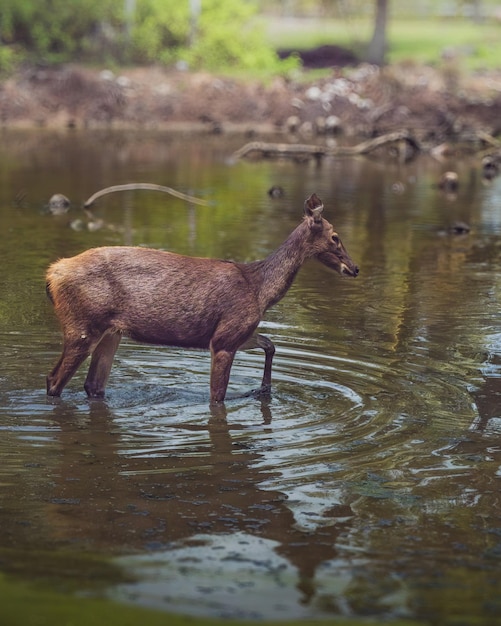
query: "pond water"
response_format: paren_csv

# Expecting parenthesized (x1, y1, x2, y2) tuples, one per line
(1, 129, 501, 623)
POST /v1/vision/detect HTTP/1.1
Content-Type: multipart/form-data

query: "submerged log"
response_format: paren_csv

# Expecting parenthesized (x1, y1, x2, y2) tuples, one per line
(232, 130, 421, 162)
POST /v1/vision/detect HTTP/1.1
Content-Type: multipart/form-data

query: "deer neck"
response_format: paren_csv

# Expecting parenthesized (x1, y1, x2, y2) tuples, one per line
(241, 221, 313, 313)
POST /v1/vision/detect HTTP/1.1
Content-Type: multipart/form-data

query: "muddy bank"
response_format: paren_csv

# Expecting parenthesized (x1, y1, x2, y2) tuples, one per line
(1, 63, 501, 146)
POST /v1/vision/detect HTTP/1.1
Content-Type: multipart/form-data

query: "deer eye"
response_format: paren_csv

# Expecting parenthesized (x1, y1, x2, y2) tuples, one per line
(331, 235, 340, 247)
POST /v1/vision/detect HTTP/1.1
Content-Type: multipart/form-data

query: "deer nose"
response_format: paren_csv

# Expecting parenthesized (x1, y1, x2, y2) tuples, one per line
(341, 263, 359, 277)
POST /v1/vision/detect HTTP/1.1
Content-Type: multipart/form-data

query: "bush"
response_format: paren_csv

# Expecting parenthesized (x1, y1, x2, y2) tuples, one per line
(130, 0, 297, 72)
(0, 0, 297, 74)
(0, 0, 118, 63)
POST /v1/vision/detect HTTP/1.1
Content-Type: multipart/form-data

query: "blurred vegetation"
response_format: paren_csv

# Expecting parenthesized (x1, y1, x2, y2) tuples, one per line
(265, 0, 501, 71)
(259, 0, 500, 19)
(268, 14, 501, 71)
(0, 0, 297, 73)
(0, 0, 500, 74)
(130, 0, 297, 71)
(0, 0, 118, 67)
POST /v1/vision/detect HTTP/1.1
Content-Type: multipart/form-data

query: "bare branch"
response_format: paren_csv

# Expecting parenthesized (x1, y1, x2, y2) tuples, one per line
(83, 183, 208, 208)
(232, 131, 420, 161)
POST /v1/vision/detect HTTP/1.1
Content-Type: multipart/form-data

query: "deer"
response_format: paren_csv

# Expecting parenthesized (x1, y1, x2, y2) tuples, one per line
(45, 193, 358, 404)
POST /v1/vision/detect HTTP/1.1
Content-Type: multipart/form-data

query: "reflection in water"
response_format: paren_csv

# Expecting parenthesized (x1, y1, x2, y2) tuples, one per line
(1, 130, 501, 622)
(44, 399, 351, 619)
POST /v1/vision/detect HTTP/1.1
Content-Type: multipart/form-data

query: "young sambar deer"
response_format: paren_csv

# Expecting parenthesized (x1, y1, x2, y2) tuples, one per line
(46, 193, 358, 403)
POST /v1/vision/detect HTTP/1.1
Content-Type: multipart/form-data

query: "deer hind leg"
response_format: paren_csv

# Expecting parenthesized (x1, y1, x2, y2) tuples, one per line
(84, 332, 122, 399)
(239, 333, 276, 393)
(47, 332, 100, 397)
(209, 347, 236, 404)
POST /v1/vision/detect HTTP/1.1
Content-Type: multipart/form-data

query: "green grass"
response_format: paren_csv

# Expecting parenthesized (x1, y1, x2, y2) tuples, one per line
(387, 18, 501, 68)
(264, 16, 372, 52)
(265, 15, 501, 70)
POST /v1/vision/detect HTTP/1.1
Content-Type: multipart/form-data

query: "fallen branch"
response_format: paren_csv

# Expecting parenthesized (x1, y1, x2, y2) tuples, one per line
(231, 130, 420, 161)
(83, 183, 208, 208)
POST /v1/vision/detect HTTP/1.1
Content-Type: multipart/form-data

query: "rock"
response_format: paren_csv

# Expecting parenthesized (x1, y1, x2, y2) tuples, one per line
(438, 171, 459, 191)
(48, 193, 71, 214)
(268, 185, 284, 198)
(325, 115, 342, 134)
(285, 115, 301, 133)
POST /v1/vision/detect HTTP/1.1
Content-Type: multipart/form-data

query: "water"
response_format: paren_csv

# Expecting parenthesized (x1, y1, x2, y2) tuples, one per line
(1, 129, 501, 623)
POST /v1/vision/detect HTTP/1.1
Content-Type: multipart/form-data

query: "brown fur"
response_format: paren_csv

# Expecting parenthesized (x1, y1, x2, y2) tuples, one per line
(46, 193, 358, 403)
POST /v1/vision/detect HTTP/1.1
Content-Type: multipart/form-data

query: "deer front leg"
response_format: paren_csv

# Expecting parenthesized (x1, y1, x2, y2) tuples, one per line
(239, 333, 276, 393)
(84, 332, 122, 398)
(47, 335, 95, 397)
(209, 347, 236, 403)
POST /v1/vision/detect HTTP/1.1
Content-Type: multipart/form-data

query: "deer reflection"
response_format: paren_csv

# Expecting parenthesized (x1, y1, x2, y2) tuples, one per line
(47, 398, 352, 606)
(470, 353, 501, 435)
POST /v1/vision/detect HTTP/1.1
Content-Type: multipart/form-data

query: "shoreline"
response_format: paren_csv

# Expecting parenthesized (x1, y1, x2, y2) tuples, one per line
(1, 63, 501, 148)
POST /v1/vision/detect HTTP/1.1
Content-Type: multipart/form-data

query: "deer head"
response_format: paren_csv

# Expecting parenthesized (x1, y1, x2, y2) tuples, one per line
(304, 193, 359, 277)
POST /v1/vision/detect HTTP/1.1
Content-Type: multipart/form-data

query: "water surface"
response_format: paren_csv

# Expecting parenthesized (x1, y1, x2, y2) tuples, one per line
(1, 130, 501, 623)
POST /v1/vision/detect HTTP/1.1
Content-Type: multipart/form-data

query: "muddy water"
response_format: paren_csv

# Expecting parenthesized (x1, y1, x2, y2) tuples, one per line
(1, 130, 501, 623)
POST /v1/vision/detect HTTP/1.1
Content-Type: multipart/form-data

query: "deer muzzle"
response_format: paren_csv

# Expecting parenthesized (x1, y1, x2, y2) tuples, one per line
(341, 262, 359, 277)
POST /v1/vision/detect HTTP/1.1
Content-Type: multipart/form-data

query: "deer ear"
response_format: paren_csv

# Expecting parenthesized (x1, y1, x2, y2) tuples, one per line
(304, 193, 324, 224)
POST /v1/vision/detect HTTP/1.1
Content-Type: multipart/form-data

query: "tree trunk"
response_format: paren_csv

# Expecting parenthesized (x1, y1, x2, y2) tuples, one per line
(471, 0, 483, 23)
(367, 0, 389, 65)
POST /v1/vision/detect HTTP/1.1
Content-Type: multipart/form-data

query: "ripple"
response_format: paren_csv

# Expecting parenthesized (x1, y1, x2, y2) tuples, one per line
(0, 317, 482, 582)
